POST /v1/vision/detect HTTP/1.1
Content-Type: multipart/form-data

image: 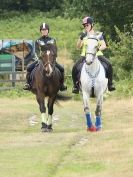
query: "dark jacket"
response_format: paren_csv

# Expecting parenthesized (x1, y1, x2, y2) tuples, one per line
(35, 36, 57, 58)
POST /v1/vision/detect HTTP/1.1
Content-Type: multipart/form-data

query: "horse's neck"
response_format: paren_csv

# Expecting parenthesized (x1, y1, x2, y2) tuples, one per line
(86, 57, 100, 75)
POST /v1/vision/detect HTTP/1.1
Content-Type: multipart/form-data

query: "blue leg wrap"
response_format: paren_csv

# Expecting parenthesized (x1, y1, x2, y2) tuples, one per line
(95, 116, 102, 129)
(86, 113, 92, 128)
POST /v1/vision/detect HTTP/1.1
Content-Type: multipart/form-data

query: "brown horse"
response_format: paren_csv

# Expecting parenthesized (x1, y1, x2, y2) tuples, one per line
(31, 43, 62, 132)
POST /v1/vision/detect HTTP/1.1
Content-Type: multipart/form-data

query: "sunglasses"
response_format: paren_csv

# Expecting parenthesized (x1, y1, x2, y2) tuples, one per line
(83, 24, 90, 28)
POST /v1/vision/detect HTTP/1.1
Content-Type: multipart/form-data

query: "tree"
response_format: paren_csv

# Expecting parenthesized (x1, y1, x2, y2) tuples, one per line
(88, 0, 133, 39)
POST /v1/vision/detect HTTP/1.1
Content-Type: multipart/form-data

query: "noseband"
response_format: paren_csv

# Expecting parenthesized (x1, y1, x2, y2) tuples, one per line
(85, 52, 96, 65)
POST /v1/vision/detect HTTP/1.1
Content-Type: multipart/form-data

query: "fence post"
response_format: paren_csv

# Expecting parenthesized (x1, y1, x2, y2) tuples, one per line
(12, 55, 16, 87)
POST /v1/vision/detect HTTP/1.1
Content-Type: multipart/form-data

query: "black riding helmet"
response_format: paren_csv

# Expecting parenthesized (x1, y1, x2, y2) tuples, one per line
(82, 16, 94, 26)
(40, 23, 49, 32)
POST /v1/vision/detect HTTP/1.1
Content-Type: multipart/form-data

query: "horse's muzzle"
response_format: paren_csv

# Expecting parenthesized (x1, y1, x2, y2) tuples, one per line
(86, 54, 95, 65)
(86, 61, 93, 65)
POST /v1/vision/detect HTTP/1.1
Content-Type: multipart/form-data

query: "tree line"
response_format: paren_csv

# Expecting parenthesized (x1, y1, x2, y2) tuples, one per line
(0, 0, 133, 38)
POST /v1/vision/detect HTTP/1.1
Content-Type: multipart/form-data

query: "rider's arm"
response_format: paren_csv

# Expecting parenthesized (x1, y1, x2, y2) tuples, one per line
(77, 39, 83, 49)
(51, 38, 58, 58)
(98, 39, 107, 51)
(98, 34, 107, 51)
(77, 32, 86, 49)
(35, 40, 41, 59)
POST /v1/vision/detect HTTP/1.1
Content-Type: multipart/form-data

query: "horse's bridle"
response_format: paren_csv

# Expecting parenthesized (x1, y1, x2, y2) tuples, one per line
(85, 37, 99, 65)
(40, 50, 55, 77)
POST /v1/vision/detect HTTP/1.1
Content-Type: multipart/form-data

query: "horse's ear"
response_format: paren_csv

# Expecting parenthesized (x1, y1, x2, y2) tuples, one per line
(50, 42, 56, 53)
(47, 43, 57, 57)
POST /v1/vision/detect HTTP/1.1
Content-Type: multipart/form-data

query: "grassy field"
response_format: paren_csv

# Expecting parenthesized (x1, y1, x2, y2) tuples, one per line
(0, 13, 80, 51)
(0, 95, 133, 177)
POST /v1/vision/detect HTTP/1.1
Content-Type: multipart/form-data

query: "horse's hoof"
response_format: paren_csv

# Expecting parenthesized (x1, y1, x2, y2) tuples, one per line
(47, 128, 53, 133)
(72, 87, 79, 94)
(47, 124, 53, 133)
(41, 128, 48, 132)
(87, 126, 96, 132)
(96, 127, 102, 131)
(41, 122, 47, 130)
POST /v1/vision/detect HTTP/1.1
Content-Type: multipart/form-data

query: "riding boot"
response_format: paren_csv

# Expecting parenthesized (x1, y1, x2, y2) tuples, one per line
(105, 59, 116, 91)
(23, 71, 31, 90)
(72, 57, 85, 94)
(108, 72, 116, 91)
(23, 60, 38, 90)
(98, 56, 116, 91)
(55, 62, 67, 91)
(72, 64, 79, 94)
(60, 71, 67, 91)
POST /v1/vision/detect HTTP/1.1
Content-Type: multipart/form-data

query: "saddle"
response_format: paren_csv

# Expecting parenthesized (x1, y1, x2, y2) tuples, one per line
(29, 64, 62, 87)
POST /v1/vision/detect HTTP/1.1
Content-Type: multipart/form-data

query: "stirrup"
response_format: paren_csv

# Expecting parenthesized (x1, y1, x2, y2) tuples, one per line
(108, 84, 116, 91)
(60, 85, 67, 91)
(72, 86, 79, 94)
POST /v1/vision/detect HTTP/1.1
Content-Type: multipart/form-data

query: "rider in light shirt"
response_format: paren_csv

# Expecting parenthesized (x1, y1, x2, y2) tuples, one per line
(72, 16, 115, 94)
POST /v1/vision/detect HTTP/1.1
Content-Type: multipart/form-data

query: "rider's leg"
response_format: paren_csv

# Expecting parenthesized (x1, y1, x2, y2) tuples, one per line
(55, 62, 67, 91)
(23, 60, 38, 90)
(72, 64, 79, 93)
(98, 56, 115, 91)
(72, 57, 85, 94)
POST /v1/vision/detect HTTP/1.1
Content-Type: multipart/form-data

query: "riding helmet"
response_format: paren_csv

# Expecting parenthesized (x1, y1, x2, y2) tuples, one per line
(40, 23, 49, 32)
(82, 16, 94, 26)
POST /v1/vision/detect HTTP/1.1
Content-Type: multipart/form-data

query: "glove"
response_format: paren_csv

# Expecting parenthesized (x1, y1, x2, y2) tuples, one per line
(80, 32, 86, 40)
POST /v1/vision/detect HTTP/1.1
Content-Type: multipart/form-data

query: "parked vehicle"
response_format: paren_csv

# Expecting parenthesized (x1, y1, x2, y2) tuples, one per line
(0, 40, 35, 71)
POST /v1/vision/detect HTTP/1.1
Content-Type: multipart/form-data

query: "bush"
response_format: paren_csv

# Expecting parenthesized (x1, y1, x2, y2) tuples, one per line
(110, 27, 133, 80)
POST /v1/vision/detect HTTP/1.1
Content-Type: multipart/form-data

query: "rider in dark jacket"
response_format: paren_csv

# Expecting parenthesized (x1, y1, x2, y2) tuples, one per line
(23, 23, 67, 91)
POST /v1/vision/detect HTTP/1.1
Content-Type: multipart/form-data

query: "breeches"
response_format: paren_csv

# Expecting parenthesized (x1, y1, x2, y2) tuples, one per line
(72, 57, 85, 80)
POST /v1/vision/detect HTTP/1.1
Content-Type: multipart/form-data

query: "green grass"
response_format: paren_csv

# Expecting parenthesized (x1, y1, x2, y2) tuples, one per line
(0, 12, 80, 51)
(0, 97, 133, 177)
